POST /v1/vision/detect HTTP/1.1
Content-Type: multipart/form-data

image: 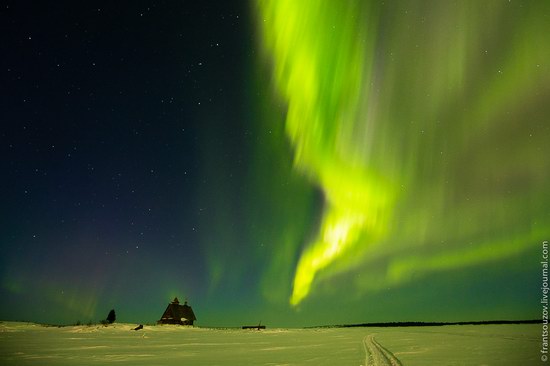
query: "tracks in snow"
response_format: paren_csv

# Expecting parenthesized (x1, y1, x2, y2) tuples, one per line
(363, 335, 402, 366)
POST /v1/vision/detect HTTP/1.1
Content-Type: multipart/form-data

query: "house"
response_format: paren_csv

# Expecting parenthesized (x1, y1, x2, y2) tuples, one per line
(158, 297, 197, 325)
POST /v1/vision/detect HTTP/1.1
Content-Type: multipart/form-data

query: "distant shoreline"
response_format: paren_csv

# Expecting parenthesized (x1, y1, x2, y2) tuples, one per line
(310, 319, 541, 328)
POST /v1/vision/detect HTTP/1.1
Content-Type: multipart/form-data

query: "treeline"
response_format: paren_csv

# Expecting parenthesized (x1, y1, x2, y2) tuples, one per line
(37, 309, 117, 328)
(314, 319, 541, 328)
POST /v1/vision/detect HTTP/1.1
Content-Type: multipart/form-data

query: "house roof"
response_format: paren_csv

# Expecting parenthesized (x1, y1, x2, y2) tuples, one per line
(160, 299, 196, 322)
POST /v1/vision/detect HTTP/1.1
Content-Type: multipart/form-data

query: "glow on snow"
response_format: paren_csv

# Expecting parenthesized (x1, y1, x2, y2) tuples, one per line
(256, 0, 550, 306)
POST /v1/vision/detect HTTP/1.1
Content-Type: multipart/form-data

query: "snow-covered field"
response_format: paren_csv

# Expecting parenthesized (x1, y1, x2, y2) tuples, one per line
(0, 321, 540, 365)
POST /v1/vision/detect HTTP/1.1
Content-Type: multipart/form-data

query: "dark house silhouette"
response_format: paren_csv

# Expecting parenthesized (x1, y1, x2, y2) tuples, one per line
(158, 297, 197, 325)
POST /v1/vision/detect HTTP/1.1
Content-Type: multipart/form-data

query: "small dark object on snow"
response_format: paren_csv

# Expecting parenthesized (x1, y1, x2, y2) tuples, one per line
(242, 322, 266, 330)
(133, 324, 143, 331)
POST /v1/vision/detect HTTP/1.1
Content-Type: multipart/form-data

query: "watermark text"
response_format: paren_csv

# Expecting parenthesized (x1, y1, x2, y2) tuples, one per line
(542, 240, 549, 362)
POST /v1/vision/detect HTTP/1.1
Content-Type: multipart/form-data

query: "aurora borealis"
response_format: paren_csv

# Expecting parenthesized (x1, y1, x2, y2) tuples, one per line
(1, 1, 549, 327)
(256, 0, 550, 308)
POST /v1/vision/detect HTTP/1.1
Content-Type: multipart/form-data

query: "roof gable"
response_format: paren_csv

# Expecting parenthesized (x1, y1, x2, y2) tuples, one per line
(160, 301, 196, 322)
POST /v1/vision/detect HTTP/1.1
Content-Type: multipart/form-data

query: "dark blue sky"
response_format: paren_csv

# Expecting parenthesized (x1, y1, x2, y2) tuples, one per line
(1, 0, 263, 325)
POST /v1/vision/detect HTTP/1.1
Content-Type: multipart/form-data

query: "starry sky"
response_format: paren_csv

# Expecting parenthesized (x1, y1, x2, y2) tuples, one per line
(1, 1, 549, 328)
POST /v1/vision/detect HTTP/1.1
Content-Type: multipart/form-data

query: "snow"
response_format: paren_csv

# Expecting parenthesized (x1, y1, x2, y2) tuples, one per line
(363, 335, 402, 365)
(0, 322, 540, 365)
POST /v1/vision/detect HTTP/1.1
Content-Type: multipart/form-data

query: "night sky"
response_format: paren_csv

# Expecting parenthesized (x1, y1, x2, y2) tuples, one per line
(1, 1, 549, 328)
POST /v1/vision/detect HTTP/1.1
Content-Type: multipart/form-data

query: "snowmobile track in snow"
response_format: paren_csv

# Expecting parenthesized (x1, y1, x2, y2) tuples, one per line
(363, 335, 402, 366)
